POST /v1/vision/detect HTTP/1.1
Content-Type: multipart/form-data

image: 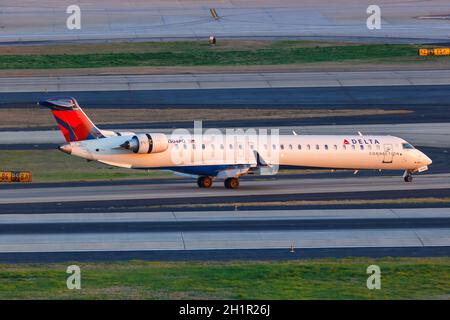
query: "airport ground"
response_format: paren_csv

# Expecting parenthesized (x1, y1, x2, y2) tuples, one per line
(1, 70, 450, 266)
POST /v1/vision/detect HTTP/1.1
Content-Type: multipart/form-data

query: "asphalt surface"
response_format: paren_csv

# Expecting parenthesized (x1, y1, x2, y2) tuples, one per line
(3, 85, 450, 109)
(1, 208, 449, 262)
(4, 71, 450, 93)
(1, 247, 448, 263)
(2, 0, 450, 43)
(2, 218, 448, 234)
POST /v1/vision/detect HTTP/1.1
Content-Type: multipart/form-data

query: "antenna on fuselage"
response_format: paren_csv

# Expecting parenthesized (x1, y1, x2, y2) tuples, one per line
(358, 131, 363, 136)
(292, 130, 298, 136)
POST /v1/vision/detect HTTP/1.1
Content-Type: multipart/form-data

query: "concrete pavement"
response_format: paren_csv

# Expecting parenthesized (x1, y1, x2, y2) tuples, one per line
(0, 208, 448, 255)
(3, 70, 450, 93)
(2, 0, 450, 43)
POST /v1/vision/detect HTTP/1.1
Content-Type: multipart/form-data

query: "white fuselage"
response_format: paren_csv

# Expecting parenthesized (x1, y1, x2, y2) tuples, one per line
(66, 134, 432, 176)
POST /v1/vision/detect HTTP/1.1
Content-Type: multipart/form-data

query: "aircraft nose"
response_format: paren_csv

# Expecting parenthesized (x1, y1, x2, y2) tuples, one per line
(58, 144, 72, 154)
(420, 152, 432, 166)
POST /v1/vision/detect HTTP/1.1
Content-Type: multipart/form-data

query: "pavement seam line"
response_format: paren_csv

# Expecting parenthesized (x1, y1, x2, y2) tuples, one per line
(413, 230, 426, 247)
(390, 208, 401, 218)
(180, 232, 187, 250)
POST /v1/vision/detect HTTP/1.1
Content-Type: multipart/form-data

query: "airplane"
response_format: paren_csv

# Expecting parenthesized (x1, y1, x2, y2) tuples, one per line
(39, 97, 432, 189)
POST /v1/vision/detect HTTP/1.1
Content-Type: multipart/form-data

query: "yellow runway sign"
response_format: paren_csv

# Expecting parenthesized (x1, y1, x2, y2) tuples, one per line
(419, 48, 450, 56)
(0, 171, 32, 183)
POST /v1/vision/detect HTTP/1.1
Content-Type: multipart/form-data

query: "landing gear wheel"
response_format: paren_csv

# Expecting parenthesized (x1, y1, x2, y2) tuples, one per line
(224, 177, 240, 189)
(404, 174, 413, 183)
(197, 176, 213, 188)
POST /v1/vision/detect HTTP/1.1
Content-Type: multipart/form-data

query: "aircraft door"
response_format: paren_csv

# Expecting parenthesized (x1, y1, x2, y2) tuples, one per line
(383, 144, 394, 163)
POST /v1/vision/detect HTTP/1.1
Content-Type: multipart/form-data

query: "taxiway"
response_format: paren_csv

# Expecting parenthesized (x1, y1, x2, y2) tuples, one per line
(0, 208, 448, 262)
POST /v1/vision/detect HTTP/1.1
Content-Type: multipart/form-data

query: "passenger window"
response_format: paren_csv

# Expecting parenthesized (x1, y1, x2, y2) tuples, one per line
(351, 145, 355, 150)
(324, 144, 328, 150)
(343, 145, 346, 150)
(192, 144, 196, 149)
(229, 144, 233, 149)
(289, 144, 293, 150)
(360, 145, 364, 150)
(307, 144, 311, 150)
(334, 145, 337, 150)
(202, 144, 206, 150)
(272, 144, 276, 150)
(280, 144, 284, 150)
(183, 144, 187, 150)
(220, 144, 224, 150)
(376, 145, 381, 150)
(298, 144, 302, 150)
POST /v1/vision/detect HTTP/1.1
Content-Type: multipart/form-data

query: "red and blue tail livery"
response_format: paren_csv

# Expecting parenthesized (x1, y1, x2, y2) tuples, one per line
(39, 97, 104, 142)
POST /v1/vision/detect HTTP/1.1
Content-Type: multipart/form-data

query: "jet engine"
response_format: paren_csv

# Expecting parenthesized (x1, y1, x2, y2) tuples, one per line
(121, 133, 168, 154)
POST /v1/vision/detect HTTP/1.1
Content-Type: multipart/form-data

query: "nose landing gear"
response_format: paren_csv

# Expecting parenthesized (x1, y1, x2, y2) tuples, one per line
(403, 170, 413, 182)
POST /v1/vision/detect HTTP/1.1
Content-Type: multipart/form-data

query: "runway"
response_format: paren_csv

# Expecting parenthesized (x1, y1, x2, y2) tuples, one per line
(0, 208, 449, 262)
(1, 0, 449, 43)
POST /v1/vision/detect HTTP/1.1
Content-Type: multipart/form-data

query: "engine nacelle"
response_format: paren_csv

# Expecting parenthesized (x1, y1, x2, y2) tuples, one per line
(121, 133, 168, 154)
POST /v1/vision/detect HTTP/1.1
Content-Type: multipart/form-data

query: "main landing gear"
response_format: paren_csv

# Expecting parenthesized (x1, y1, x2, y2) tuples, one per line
(224, 177, 240, 189)
(197, 176, 213, 188)
(403, 170, 413, 183)
(196, 176, 240, 189)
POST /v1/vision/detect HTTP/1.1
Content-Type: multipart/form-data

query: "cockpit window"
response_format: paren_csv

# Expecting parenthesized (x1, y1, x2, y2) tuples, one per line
(402, 143, 414, 149)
